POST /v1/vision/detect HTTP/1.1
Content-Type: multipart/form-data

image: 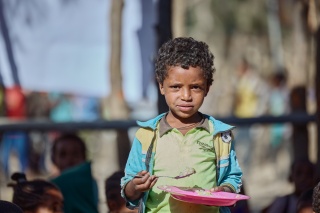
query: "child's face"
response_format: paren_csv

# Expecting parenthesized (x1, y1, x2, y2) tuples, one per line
(53, 140, 85, 172)
(159, 66, 209, 122)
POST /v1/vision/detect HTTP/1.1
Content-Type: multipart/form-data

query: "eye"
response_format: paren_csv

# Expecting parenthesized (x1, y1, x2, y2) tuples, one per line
(192, 85, 202, 90)
(170, 85, 180, 90)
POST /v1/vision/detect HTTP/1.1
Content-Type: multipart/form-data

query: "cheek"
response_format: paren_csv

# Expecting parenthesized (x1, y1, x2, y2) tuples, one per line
(164, 94, 178, 103)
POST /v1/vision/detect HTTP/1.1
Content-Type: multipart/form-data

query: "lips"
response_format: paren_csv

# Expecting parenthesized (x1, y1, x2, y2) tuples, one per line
(177, 105, 193, 111)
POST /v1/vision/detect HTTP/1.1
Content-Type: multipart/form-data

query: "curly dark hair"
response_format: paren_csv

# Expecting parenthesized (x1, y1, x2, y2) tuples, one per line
(155, 37, 215, 86)
(105, 171, 123, 201)
(313, 181, 320, 213)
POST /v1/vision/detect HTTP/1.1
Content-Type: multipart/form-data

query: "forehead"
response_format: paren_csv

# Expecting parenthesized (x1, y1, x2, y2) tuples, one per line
(165, 66, 205, 80)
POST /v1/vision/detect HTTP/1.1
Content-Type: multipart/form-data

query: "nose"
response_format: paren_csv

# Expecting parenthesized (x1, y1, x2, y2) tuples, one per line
(181, 88, 192, 101)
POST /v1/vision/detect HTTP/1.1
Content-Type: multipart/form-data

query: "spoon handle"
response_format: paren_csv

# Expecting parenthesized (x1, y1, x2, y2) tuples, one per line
(127, 174, 144, 178)
(127, 173, 175, 179)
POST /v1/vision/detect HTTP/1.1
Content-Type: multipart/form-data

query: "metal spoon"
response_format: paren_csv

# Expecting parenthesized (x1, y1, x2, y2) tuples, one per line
(127, 169, 196, 179)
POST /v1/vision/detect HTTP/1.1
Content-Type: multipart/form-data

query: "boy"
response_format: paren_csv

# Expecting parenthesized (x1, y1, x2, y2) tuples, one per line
(121, 37, 242, 213)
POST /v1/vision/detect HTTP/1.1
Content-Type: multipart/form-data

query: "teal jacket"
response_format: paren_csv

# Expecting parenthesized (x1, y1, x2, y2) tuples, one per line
(51, 162, 99, 213)
(121, 113, 243, 213)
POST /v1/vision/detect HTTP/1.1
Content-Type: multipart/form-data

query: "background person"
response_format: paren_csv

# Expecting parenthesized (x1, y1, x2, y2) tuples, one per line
(263, 159, 316, 213)
(50, 133, 99, 213)
(7, 172, 63, 213)
(105, 171, 137, 213)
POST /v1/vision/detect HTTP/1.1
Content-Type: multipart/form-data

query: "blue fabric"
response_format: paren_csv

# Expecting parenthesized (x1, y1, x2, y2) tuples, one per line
(49, 93, 73, 122)
(0, 131, 29, 178)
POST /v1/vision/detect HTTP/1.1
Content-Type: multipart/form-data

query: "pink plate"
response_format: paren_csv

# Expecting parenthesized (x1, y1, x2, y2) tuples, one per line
(157, 185, 250, 206)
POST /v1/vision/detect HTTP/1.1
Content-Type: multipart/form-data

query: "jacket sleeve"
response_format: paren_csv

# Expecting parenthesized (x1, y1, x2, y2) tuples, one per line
(120, 136, 146, 208)
(218, 138, 243, 193)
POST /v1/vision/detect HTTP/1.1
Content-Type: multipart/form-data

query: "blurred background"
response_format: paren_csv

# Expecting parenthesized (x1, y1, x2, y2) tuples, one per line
(0, 0, 319, 212)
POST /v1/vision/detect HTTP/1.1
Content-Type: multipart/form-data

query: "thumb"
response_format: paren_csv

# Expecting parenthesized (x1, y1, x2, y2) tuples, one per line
(210, 186, 224, 192)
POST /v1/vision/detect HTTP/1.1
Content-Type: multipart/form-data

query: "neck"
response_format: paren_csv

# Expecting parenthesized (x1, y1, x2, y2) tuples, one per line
(175, 121, 201, 130)
(165, 112, 202, 130)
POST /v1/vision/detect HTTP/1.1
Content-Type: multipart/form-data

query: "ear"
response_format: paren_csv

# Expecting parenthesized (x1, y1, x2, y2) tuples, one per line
(159, 83, 165, 95)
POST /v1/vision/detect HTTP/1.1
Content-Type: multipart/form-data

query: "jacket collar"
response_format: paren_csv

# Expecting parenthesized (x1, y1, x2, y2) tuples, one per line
(158, 114, 210, 137)
(137, 112, 235, 136)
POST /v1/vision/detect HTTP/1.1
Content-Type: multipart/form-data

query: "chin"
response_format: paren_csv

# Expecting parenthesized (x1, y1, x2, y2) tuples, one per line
(176, 111, 197, 119)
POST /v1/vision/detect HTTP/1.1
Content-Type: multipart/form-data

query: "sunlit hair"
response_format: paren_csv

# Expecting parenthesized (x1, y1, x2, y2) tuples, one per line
(7, 173, 62, 212)
(155, 37, 215, 86)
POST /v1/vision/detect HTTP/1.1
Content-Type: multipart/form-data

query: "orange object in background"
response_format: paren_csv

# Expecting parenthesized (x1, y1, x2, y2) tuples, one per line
(5, 85, 26, 119)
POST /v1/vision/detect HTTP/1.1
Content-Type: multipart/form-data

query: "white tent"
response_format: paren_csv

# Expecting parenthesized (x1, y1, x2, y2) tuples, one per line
(0, 0, 157, 103)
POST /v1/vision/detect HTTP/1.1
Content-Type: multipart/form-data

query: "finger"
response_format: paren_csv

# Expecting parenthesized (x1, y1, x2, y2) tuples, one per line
(136, 175, 154, 192)
(210, 186, 222, 192)
(135, 171, 149, 180)
(133, 173, 150, 186)
(150, 175, 157, 180)
(149, 177, 158, 188)
(143, 176, 157, 190)
(139, 170, 148, 176)
(141, 173, 150, 182)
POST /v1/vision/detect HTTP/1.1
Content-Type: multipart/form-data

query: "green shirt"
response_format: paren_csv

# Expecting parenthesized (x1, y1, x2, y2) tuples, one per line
(146, 117, 219, 213)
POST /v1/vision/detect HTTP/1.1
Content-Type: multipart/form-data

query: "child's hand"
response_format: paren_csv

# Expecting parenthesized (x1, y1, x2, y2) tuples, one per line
(132, 170, 158, 192)
(210, 186, 231, 193)
(125, 170, 158, 201)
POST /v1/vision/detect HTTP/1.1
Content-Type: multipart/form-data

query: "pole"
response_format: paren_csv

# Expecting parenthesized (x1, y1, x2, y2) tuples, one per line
(156, 0, 172, 114)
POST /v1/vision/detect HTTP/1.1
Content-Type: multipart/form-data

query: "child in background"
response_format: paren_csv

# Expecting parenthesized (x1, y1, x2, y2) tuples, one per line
(296, 188, 313, 213)
(121, 37, 242, 213)
(267, 71, 290, 163)
(50, 133, 99, 213)
(313, 181, 320, 213)
(51, 133, 87, 173)
(105, 171, 137, 213)
(7, 172, 63, 213)
(264, 159, 316, 213)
